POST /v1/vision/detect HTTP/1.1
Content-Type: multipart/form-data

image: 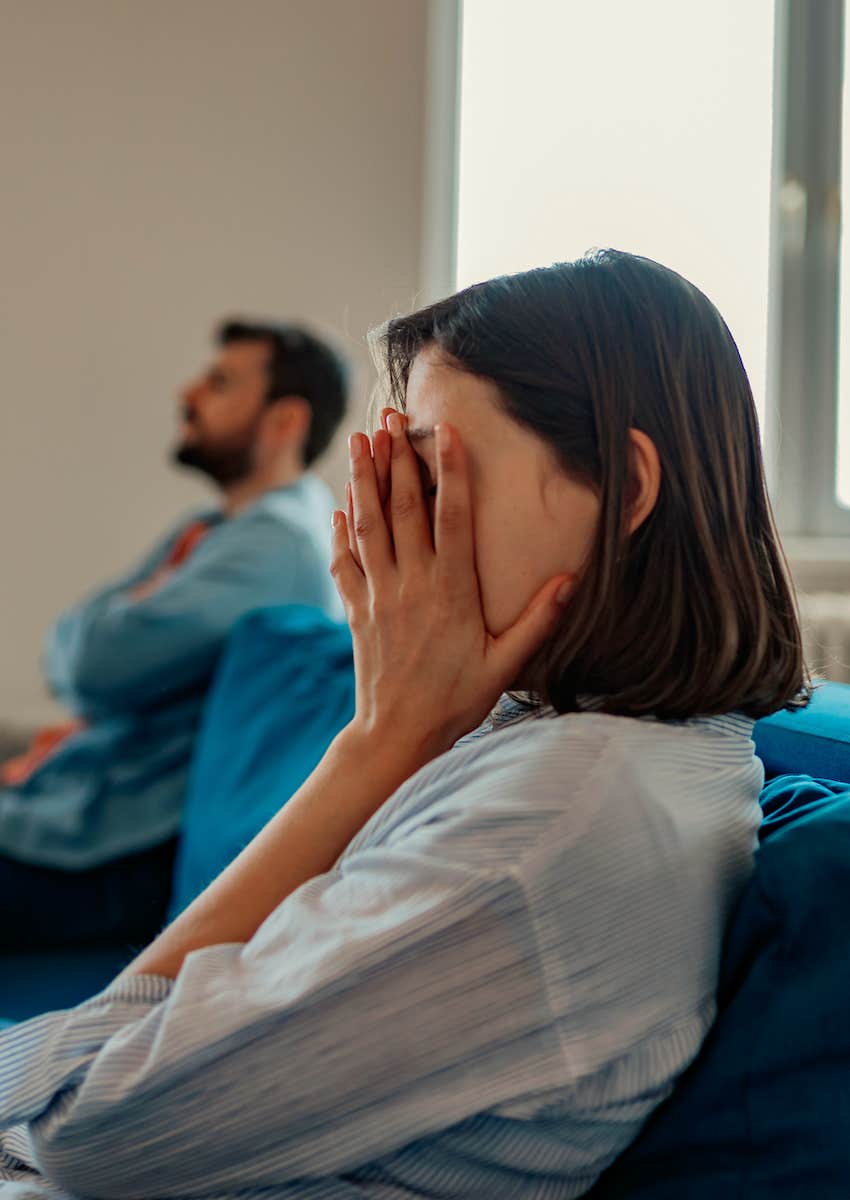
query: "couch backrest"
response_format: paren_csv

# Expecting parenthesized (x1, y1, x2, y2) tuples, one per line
(588, 775, 850, 1199)
(754, 680, 850, 783)
(168, 605, 354, 917)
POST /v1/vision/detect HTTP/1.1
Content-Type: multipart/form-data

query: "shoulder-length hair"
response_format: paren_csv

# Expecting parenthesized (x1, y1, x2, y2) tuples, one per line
(372, 249, 809, 720)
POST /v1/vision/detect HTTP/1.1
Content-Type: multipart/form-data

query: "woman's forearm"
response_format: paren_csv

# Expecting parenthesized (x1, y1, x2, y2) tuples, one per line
(125, 724, 423, 981)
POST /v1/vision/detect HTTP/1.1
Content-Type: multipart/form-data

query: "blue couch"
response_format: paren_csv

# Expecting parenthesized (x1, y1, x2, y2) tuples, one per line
(1, 606, 848, 1194)
(1, 606, 355, 1020)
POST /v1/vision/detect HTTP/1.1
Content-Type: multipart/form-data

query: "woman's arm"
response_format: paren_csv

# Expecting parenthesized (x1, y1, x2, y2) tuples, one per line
(15, 824, 559, 1198)
(126, 722, 426, 980)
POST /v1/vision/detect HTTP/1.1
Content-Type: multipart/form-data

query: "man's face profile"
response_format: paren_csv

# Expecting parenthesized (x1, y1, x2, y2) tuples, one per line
(174, 339, 271, 485)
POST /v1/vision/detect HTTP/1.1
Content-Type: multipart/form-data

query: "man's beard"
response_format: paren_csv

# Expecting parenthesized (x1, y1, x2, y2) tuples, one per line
(172, 432, 257, 487)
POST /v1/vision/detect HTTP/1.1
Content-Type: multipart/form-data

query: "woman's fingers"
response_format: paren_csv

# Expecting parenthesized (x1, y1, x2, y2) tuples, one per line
(346, 420, 396, 573)
(346, 419, 484, 626)
(348, 433, 393, 576)
(373, 426, 392, 508)
(488, 573, 575, 690)
(378, 409, 400, 526)
(386, 412, 433, 571)
(432, 424, 477, 599)
(345, 481, 361, 571)
(329, 509, 366, 615)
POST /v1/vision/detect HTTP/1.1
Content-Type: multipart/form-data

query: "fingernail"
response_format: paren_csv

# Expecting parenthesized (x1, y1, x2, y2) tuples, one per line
(435, 424, 450, 453)
(555, 579, 573, 605)
(348, 434, 364, 462)
(331, 510, 344, 529)
(387, 412, 404, 438)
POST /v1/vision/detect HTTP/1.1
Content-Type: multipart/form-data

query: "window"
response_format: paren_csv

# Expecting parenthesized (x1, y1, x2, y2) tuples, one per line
(451, 0, 850, 543)
(458, 0, 775, 429)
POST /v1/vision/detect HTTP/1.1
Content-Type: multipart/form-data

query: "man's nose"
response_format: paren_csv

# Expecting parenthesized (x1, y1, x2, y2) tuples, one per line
(180, 381, 200, 410)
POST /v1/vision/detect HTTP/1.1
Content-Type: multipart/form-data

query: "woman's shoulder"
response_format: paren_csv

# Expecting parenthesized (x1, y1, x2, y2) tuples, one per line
(347, 702, 761, 876)
(451, 700, 759, 794)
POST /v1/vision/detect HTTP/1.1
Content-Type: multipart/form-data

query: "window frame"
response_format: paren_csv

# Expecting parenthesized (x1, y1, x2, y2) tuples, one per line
(419, 0, 463, 307)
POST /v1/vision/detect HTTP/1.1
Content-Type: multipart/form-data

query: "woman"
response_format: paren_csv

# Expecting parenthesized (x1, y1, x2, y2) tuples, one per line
(0, 251, 806, 1199)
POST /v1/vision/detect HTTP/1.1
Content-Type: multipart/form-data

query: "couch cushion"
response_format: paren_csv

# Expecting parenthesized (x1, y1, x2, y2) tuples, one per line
(0, 947, 134, 1023)
(588, 774, 850, 1199)
(168, 605, 355, 916)
(754, 680, 850, 782)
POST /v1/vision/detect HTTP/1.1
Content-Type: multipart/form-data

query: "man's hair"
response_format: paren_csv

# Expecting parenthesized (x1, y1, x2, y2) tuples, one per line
(372, 249, 809, 721)
(218, 319, 348, 467)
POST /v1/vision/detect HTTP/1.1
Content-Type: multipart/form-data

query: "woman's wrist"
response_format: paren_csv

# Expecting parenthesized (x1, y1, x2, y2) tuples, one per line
(331, 717, 454, 789)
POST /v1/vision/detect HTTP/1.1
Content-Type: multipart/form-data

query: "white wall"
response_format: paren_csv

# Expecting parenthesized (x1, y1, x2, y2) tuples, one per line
(0, 0, 430, 722)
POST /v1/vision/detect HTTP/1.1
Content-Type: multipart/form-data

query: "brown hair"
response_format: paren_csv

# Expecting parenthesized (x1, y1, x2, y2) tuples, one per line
(373, 250, 809, 720)
(218, 319, 348, 466)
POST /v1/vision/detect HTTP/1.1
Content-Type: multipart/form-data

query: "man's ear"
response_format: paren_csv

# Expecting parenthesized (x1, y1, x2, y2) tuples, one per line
(625, 428, 661, 534)
(266, 396, 312, 453)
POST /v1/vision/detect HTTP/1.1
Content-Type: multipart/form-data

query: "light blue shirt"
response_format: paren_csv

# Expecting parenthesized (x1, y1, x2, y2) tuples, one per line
(0, 474, 341, 869)
(0, 701, 763, 1198)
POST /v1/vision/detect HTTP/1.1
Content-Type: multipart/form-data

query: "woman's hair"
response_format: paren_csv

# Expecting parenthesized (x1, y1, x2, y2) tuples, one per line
(371, 249, 809, 720)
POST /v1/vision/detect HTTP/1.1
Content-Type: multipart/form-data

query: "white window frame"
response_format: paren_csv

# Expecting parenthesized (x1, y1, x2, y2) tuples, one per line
(419, 0, 462, 307)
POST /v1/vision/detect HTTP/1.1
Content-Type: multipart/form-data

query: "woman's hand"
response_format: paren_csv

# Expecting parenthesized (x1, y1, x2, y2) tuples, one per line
(331, 413, 574, 770)
(126, 413, 574, 981)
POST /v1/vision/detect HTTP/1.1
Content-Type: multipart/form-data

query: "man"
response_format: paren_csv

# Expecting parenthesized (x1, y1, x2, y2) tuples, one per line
(0, 319, 347, 949)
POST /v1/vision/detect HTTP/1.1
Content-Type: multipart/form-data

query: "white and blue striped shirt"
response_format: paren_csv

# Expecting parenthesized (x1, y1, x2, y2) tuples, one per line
(0, 700, 763, 1198)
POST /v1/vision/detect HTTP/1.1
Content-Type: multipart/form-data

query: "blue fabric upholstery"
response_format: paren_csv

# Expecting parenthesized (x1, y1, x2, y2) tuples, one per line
(588, 773, 850, 1199)
(168, 605, 355, 917)
(754, 680, 850, 782)
(0, 947, 134, 1023)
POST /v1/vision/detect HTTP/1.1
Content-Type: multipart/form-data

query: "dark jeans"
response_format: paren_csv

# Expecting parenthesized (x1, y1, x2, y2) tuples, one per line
(0, 838, 178, 951)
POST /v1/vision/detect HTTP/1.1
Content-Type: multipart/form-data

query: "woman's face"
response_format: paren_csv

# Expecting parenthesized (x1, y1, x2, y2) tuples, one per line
(404, 344, 600, 637)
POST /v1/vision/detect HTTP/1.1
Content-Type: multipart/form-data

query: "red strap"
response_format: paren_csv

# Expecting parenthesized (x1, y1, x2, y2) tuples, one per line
(165, 520, 212, 567)
(1, 722, 85, 786)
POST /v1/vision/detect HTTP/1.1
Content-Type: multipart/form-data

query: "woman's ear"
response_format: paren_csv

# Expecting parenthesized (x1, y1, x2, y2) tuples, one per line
(625, 428, 661, 534)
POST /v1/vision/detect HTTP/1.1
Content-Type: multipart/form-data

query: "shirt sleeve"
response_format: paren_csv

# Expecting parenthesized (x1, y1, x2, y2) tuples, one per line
(42, 513, 316, 718)
(42, 518, 197, 709)
(0, 820, 565, 1197)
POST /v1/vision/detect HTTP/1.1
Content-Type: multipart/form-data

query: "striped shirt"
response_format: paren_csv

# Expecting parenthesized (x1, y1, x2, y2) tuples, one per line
(0, 700, 763, 1198)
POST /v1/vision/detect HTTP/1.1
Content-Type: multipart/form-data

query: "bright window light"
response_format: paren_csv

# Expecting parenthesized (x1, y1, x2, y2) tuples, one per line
(457, 0, 776, 428)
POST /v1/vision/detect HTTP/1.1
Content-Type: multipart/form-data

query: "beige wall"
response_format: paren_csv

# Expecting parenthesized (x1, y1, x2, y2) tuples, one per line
(0, 0, 431, 722)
